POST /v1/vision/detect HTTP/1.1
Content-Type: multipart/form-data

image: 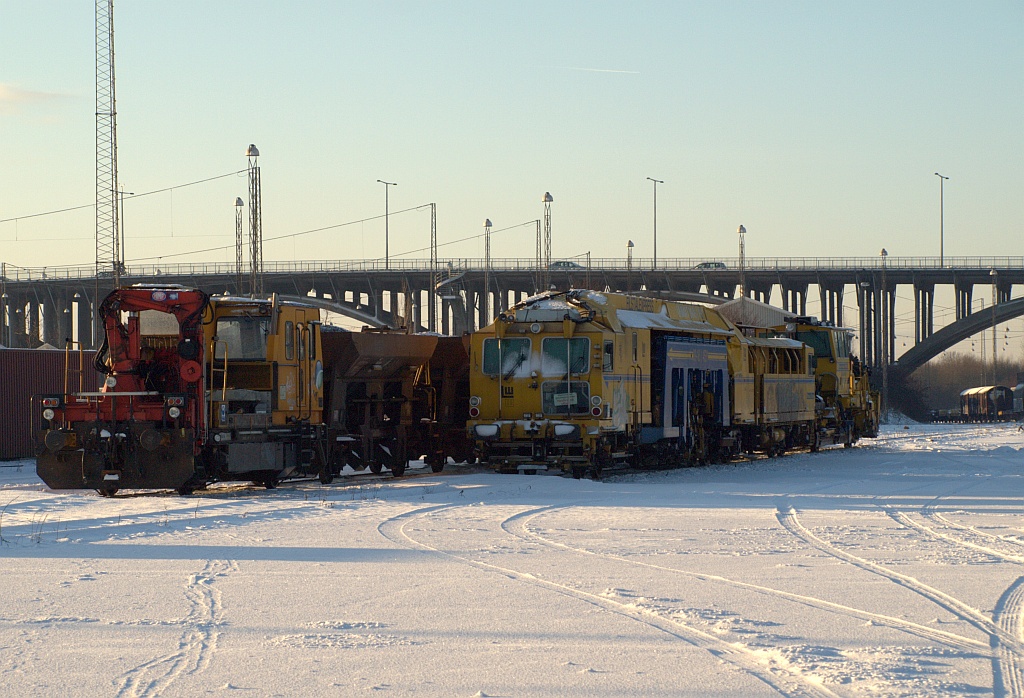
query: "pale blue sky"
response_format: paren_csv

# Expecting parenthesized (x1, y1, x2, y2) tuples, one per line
(1, 1, 1021, 271)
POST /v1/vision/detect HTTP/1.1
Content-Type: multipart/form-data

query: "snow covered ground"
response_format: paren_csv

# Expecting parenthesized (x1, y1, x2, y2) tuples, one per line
(1, 424, 1023, 697)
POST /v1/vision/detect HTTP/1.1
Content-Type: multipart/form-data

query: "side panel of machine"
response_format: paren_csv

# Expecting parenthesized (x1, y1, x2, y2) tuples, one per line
(4, 348, 99, 460)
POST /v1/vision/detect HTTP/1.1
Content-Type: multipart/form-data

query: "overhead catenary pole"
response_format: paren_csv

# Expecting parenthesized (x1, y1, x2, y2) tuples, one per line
(426, 202, 437, 331)
(534, 219, 542, 294)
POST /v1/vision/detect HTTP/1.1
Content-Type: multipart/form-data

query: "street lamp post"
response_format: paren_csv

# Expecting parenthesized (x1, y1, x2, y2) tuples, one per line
(737, 225, 747, 297)
(934, 173, 948, 267)
(377, 180, 397, 269)
(626, 240, 635, 293)
(118, 186, 133, 273)
(646, 178, 663, 268)
(483, 219, 492, 322)
(880, 248, 889, 419)
(991, 268, 998, 384)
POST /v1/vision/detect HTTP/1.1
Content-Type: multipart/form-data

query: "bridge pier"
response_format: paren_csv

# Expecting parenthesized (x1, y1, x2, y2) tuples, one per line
(746, 282, 772, 304)
(27, 296, 41, 348)
(858, 282, 875, 367)
(41, 294, 60, 347)
(9, 294, 28, 348)
(875, 285, 895, 372)
(781, 283, 807, 316)
(914, 283, 935, 343)
(997, 282, 1012, 305)
(955, 280, 973, 320)
(75, 293, 92, 349)
(817, 284, 844, 327)
(0, 294, 11, 347)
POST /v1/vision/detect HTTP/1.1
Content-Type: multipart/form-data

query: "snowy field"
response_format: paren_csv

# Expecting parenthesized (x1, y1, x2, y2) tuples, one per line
(1, 425, 1024, 697)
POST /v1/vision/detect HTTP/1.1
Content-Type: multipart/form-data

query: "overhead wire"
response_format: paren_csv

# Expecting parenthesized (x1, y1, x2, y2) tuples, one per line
(0, 169, 246, 227)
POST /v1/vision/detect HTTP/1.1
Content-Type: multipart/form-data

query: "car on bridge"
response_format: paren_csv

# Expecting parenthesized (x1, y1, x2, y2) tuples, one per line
(693, 261, 727, 270)
(549, 260, 584, 270)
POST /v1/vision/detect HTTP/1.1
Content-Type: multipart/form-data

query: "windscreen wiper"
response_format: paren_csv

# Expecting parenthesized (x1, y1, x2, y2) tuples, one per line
(504, 352, 526, 381)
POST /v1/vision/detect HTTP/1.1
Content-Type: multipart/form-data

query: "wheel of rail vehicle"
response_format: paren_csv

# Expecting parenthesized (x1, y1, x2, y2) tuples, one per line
(571, 465, 586, 479)
(262, 475, 278, 489)
(177, 484, 194, 496)
(319, 469, 334, 485)
(368, 460, 383, 475)
(391, 460, 407, 477)
(428, 453, 446, 473)
(97, 488, 118, 497)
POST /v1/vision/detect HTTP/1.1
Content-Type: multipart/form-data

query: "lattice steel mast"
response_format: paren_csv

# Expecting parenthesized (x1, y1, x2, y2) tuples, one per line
(234, 197, 245, 294)
(95, 0, 120, 285)
(246, 145, 263, 297)
(542, 192, 553, 291)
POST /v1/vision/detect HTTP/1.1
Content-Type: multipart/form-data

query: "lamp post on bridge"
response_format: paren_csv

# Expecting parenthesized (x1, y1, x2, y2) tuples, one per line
(934, 173, 949, 267)
(737, 225, 747, 297)
(991, 268, 998, 384)
(118, 186, 133, 273)
(377, 179, 397, 270)
(880, 248, 889, 420)
(626, 240, 635, 294)
(646, 177, 663, 269)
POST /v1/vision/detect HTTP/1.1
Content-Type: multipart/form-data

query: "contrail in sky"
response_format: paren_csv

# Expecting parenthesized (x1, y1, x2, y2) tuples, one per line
(564, 67, 641, 74)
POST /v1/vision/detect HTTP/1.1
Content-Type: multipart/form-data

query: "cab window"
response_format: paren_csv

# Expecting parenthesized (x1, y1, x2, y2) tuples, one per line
(215, 316, 270, 360)
(482, 338, 531, 378)
(796, 330, 832, 360)
(541, 337, 590, 377)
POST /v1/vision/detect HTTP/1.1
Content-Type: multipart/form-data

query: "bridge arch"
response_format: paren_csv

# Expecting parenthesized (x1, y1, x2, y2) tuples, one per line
(278, 295, 393, 329)
(892, 297, 1024, 377)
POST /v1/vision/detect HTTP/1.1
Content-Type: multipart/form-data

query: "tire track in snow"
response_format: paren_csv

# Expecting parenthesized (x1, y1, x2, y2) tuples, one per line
(778, 504, 1024, 695)
(377, 504, 840, 698)
(881, 507, 1024, 697)
(500, 505, 984, 653)
(115, 558, 235, 697)
(776, 505, 1013, 645)
(926, 510, 1024, 554)
(885, 509, 1024, 565)
(993, 577, 1024, 698)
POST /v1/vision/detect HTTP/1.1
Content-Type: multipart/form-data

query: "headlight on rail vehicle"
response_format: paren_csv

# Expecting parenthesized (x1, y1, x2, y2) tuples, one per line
(469, 396, 481, 407)
(473, 424, 500, 440)
(167, 406, 181, 419)
(42, 408, 55, 421)
(553, 424, 580, 440)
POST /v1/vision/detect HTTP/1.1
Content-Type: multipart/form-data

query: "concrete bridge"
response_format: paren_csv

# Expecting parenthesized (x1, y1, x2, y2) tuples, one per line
(3, 255, 1023, 378)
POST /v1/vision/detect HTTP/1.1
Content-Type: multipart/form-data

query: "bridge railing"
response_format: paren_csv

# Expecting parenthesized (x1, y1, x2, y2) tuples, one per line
(4, 256, 1024, 282)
